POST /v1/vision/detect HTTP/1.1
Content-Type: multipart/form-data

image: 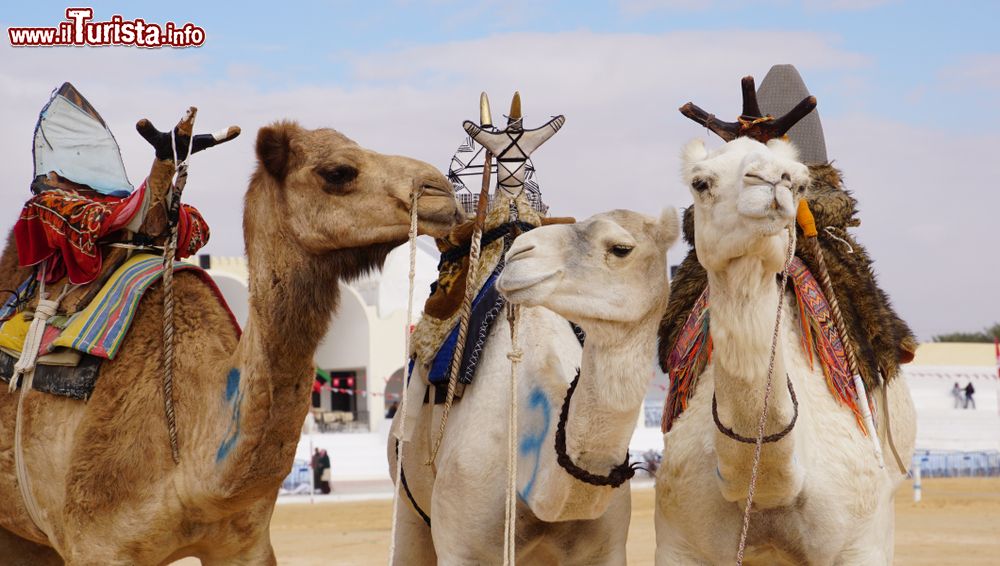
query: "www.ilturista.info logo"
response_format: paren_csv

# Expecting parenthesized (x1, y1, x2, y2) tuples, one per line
(8, 8, 205, 48)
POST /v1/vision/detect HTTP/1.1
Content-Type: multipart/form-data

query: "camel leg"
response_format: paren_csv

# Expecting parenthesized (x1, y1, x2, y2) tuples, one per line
(0, 526, 63, 565)
(200, 533, 277, 566)
(387, 400, 436, 565)
(832, 508, 894, 566)
(390, 500, 437, 566)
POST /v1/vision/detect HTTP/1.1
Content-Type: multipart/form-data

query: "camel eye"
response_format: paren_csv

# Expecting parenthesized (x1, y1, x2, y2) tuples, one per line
(610, 244, 634, 258)
(316, 165, 358, 192)
(691, 178, 711, 193)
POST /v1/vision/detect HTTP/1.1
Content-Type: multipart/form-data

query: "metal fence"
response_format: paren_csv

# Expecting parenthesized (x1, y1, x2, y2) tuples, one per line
(280, 459, 313, 494)
(912, 450, 1000, 478)
(644, 404, 663, 429)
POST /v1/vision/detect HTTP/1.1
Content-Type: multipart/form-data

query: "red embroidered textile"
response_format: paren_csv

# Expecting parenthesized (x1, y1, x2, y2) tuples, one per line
(660, 257, 870, 435)
(13, 181, 209, 285)
(661, 288, 711, 433)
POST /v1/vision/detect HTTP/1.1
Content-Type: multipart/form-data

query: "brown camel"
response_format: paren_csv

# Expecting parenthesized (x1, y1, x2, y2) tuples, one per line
(0, 120, 462, 564)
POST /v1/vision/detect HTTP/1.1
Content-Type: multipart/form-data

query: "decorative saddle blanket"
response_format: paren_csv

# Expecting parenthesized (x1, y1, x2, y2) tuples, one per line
(426, 269, 505, 386)
(14, 181, 209, 285)
(659, 164, 917, 432)
(661, 256, 875, 434)
(0, 254, 238, 399)
(411, 194, 581, 403)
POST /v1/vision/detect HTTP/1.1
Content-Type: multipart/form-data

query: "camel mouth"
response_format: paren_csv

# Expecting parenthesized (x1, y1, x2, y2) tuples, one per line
(739, 211, 794, 237)
(497, 269, 561, 305)
(415, 198, 464, 238)
(417, 217, 457, 239)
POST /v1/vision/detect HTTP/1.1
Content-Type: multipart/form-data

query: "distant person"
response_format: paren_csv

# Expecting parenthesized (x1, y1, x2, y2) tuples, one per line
(965, 382, 976, 409)
(311, 448, 323, 493)
(952, 382, 964, 409)
(319, 449, 332, 494)
(386, 402, 399, 419)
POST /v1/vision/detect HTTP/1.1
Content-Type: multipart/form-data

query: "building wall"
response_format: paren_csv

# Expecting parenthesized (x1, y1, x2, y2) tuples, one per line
(199, 255, 413, 433)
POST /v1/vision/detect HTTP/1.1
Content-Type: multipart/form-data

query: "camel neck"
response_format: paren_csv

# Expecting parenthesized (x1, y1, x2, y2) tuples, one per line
(705, 257, 802, 506)
(564, 314, 660, 473)
(215, 185, 391, 492)
(706, 261, 787, 385)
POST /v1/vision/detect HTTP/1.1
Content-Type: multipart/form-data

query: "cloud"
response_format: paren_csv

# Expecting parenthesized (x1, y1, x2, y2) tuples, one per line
(0, 30, 991, 339)
(824, 115, 1000, 340)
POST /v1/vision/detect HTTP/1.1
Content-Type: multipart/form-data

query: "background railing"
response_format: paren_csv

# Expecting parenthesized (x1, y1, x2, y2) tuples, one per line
(912, 450, 1000, 477)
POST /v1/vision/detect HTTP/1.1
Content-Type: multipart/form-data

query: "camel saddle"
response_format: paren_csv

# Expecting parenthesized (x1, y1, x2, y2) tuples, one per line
(657, 164, 918, 429)
(0, 253, 237, 400)
(410, 195, 578, 404)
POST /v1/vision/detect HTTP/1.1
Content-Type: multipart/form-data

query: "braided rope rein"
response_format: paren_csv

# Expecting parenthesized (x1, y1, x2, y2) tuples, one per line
(161, 129, 194, 465)
(387, 188, 423, 565)
(427, 149, 494, 465)
(553, 370, 639, 488)
(804, 236, 904, 472)
(503, 303, 522, 565)
(735, 226, 795, 565)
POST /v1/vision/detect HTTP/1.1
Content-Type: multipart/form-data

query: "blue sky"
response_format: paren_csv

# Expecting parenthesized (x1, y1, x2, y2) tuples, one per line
(7, 1, 998, 129)
(2, 1, 998, 339)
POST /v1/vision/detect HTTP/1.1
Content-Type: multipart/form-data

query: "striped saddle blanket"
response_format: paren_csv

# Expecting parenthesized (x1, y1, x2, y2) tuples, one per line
(0, 254, 237, 398)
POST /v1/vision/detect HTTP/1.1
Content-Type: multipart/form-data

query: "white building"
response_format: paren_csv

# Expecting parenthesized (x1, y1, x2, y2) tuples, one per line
(195, 238, 441, 434)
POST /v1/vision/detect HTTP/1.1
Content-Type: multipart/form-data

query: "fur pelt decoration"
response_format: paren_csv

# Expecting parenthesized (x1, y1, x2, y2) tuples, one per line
(657, 163, 916, 393)
(411, 194, 552, 372)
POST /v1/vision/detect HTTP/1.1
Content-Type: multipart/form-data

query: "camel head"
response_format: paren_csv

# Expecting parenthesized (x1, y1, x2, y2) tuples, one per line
(498, 209, 679, 330)
(251, 121, 463, 253)
(678, 74, 816, 274)
(682, 137, 808, 274)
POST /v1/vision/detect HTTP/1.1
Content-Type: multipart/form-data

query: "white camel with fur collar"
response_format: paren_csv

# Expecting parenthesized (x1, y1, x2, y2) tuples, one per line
(654, 137, 916, 564)
(389, 209, 679, 565)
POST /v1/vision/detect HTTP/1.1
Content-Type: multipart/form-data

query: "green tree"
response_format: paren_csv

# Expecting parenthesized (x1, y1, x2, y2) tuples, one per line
(933, 322, 1000, 343)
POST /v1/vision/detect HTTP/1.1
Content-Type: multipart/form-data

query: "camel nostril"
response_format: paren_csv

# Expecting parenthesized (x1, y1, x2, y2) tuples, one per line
(418, 178, 453, 198)
(507, 244, 535, 263)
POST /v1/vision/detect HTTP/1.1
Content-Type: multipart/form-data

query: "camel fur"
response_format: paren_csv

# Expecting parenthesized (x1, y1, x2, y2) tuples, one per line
(389, 207, 679, 565)
(658, 163, 916, 397)
(653, 137, 916, 565)
(0, 121, 462, 564)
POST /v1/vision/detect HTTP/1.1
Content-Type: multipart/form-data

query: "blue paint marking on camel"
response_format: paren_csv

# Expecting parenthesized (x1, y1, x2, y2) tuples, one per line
(217, 368, 243, 462)
(224, 367, 240, 401)
(519, 387, 552, 501)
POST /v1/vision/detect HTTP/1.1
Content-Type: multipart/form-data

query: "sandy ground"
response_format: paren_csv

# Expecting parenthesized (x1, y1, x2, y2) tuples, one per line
(175, 477, 1000, 565)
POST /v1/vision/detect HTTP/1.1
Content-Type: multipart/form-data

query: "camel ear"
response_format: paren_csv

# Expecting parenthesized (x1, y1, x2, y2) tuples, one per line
(256, 121, 299, 182)
(681, 139, 708, 166)
(657, 207, 680, 248)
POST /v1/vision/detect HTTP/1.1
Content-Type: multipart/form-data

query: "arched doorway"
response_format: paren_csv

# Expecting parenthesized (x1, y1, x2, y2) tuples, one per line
(384, 367, 405, 417)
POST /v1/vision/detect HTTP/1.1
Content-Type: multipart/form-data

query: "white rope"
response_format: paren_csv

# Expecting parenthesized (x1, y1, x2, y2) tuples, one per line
(853, 374, 885, 469)
(11, 264, 73, 543)
(15, 366, 52, 542)
(388, 188, 422, 565)
(503, 303, 522, 565)
(823, 226, 854, 254)
(735, 226, 795, 565)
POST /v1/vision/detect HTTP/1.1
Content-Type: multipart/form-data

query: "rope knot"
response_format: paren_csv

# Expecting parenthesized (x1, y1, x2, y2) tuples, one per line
(33, 299, 59, 320)
(506, 349, 523, 363)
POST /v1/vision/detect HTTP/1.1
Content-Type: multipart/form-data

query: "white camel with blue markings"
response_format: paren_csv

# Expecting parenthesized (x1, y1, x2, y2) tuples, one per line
(389, 208, 679, 565)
